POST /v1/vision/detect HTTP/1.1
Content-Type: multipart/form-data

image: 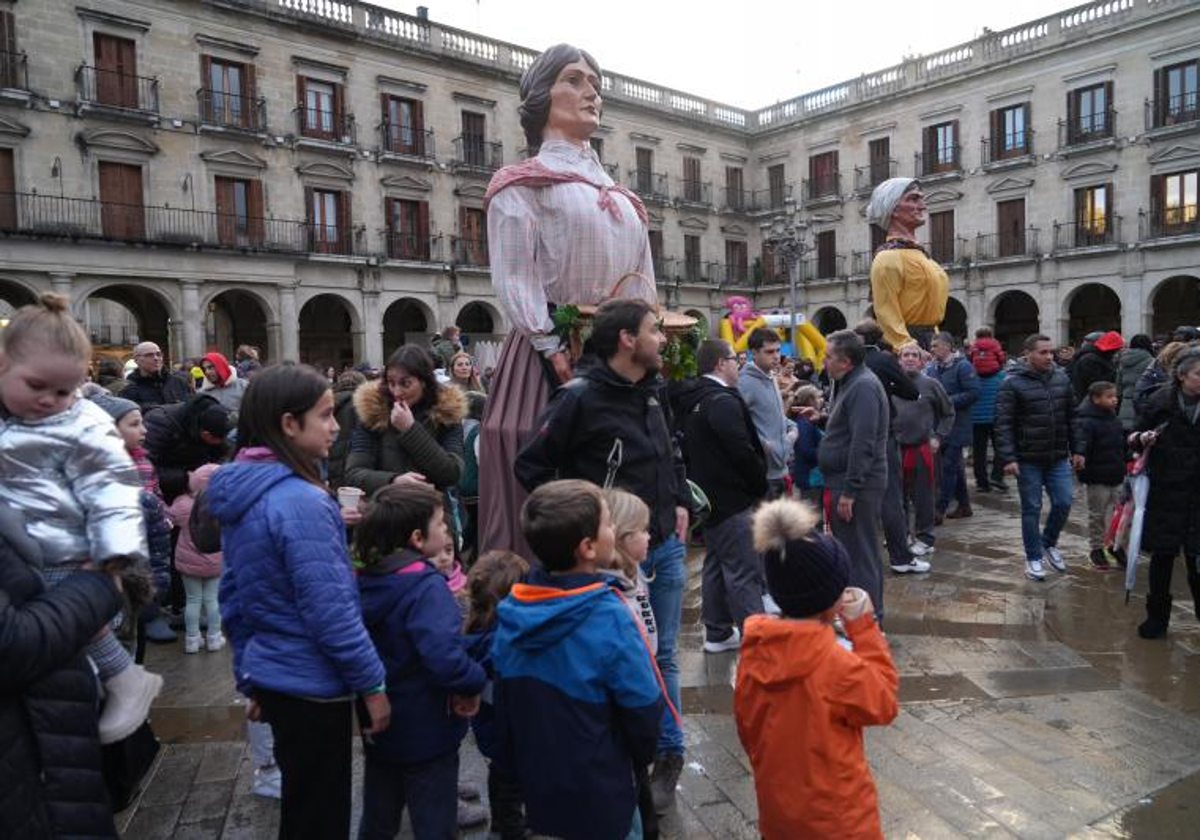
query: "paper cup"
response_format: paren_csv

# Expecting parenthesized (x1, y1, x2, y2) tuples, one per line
(337, 487, 364, 511)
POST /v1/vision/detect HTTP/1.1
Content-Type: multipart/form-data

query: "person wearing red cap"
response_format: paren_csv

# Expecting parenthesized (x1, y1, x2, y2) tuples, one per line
(199, 351, 248, 413)
(1072, 331, 1123, 403)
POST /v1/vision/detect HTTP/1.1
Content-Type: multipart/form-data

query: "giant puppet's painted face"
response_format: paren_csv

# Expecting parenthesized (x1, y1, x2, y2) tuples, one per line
(546, 60, 602, 142)
(726, 295, 758, 336)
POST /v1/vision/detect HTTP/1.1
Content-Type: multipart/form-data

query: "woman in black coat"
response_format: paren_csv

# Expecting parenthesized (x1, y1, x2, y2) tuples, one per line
(0, 513, 125, 838)
(1131, 347, 1200, 639)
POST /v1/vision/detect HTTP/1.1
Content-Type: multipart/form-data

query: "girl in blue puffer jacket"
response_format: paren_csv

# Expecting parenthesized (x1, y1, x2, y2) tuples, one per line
(207, 364, 390, 840)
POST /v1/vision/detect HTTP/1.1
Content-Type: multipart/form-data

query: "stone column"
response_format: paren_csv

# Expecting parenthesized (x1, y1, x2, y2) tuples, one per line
(362, 290, 383, 367)
(179, 280, 204, 359)
(1121, 275, 1145, 338)
(50, 272, 74, 298)
(1038, 282, 1062, 345)
(279, 285, 299, 362)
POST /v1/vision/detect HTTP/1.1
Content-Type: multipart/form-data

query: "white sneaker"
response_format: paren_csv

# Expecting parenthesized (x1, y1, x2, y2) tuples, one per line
(1044, 546, 1067, 573)
(703, 627, 741, 654)
(205, 632, 226, 652)
(891, 558, 931, 574)
(1025, 558, 1047, 581)
(909, 539, 935, 556)
(98, 664, 163, 744)
(184, 633, 202, 654)
(252, 765, 282, 799)
(762, 593, 782, 616)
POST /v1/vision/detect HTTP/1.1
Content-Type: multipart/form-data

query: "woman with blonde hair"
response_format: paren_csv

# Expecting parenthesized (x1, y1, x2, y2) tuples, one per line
(449, 351, 485, 394)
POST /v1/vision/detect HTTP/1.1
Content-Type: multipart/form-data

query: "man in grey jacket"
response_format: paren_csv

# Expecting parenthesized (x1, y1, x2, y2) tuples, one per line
(817, 330, 890, 617)
(738, 327, 789, 498)
(894, 343, 955, 560)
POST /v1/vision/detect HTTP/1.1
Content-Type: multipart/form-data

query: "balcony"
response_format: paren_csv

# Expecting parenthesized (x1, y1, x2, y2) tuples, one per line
(0, 190, 376, 256)
(752, 184, 794, 213)
(720, 187, 752, 213)
(296, 107, 356, 147)
(651, 254, 675, 279)
(925, 236, 970, 267)
(602, 162, 619, 182)
(982, 130, 1035, 168)
(854, 160, 897, 193)
(383, 230, 441, 262)
(915, 146, 962, 178)
(1146, 93, 1200, 134)
(381, 124, 436, 160)
(452, 234, 489, 267)
(851, 250, 872, 276)
(628, 169, 670, 203)
(75, 64, 159, 120)
(676, 178, 712, 207)
(802, 173, 841, 204)
(451, 136, 503, 174)
(1140, 207, 1200, 242)
(1052, 217, 1121, 253)
(0, 49, 29, 94)
(800, 254, 845, 281)
(198, 88, 267, 133)
(1057, 109, 1116, 151)
(975, 228, 1039, 261)
(680, 258, 709, 284)
(712, 262, 751, 287)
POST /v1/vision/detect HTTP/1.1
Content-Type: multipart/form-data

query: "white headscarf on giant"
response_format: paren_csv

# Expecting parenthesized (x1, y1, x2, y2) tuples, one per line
(866, 177, 919, 230)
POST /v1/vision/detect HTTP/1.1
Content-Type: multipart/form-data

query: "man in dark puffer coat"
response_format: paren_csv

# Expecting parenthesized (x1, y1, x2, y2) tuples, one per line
(995, 334, 1082, 582)
(0, 509, 124, 838)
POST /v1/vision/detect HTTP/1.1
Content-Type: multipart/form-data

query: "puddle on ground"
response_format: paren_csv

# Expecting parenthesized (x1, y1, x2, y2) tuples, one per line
(1098, 768, 1200, 838)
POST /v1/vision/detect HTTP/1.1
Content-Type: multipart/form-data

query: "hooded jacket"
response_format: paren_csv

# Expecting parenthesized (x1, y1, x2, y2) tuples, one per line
(968, 336, 1006, 376)
(1072, 399, 1127, 486)
(0, 397, 147, 569)
(144, 393, 229, 502)
(735, 613, 898, 840)
(198, 352, 248, 412)
(817, 364, 889, 499)
(208, 459, 385, 698)
(925, 352, 979, 447)
(0, 526, 123, 839)
(738, 362, 789, 479)
(892, 371, 955, 446)
(1116, 347, 1154, 427)
(994, 361, 1078, 466)
(969, 367, 1006, 425)
(122, 367, 191, 412)
(166, 464, 223, 579)
(1071, 344, 1118, 403)
(515, 363, 689, 546)
(492, 569, 663, 840)
(345, 381, 466, 494)
(672, 375, 768, 526)
(357, 550, 486, 765)
(1135, 385, 1200, 555)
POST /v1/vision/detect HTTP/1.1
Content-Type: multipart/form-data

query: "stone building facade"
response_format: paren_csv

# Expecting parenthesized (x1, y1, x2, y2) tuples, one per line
(0, 0, 1196, 365)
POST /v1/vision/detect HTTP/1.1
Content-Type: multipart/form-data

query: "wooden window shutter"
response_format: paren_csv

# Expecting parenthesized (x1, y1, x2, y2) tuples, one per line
(1150, 173, 1164, 216)
(247, 180, 264, 242)
(0, 148, 13, 230)
(1022, 103, 1032, 151)
(304, 185, 315, 226)
(922, 125, 934, 169)
(412, 99, 425, 135)
(200, 55, 213, 121)
(332, 83, 345, 138)
(384, 197, 396, 257)
(417, 201, 430, 258)
(0, 12, 14, 88)
(1103, 81, 1114, 132)
(380, 93, 393, 149)
(1153, 68, 1164, 126)
(949, 120, 959, 158)
(1066, 90, 1077, 138)
(989, 109, 1000, 159)
(337, 191, 351, 253)
(296, 76, 307, 132)
(244, 63, 256, 101)
(214, 176, 232, 243)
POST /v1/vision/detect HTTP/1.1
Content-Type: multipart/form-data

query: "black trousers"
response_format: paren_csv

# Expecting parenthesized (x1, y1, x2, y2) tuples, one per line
(972, 423, 1005, 489)
(256, 690, 354, 840)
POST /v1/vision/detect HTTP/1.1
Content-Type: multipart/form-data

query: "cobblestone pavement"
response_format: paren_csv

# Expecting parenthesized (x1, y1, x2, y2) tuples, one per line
(121, 487, 1200, 838)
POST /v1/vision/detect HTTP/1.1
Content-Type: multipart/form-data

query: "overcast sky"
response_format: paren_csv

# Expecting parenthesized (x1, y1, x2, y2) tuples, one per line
(376, 0, 1075, 109)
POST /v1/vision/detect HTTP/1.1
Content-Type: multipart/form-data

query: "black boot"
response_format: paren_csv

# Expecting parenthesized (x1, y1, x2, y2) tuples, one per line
(1188, 572, 1200, 622)
(649, 752, 684, 815)
(1138, 594, 1172, 639)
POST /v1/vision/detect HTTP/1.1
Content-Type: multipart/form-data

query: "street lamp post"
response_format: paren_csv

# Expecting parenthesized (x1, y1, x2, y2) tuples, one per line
(764, 197, 808, 351)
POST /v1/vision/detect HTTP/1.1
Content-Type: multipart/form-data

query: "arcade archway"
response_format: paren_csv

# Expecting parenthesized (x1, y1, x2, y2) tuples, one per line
(1066, 283, 1122, 346)
(942, 297, 968, 343)
(382, 297, 433, 360)
(298, 294, 357, 370)
(82, 283, 174, 360)
(206, 290, 270, 363)
(1150, 275, 1200, 339)
(992, 290, 1040, 355)
(812, 306, 847, 335)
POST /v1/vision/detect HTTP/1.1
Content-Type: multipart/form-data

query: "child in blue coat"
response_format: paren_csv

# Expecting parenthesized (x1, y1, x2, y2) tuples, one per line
(355, 482, 486, 840)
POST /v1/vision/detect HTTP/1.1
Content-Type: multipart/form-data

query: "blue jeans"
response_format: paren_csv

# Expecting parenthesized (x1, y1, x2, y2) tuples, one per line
(641, 534, 685, 755)
(937, 443, 970, 513)
(1016, 459, 1074, 563)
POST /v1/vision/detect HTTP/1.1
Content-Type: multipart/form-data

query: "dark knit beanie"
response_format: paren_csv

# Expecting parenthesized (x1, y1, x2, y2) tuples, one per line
(89, 392, 140, 424)
(754, 498, 848, 618)
(198, 404, 231, 437)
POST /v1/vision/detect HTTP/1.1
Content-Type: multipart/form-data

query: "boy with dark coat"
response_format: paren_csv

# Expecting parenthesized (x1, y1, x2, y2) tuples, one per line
(1072, 382, 1127, 569)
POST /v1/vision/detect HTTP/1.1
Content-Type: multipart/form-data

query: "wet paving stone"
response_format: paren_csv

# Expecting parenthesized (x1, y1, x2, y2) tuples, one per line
(121, 489, 1200, 837)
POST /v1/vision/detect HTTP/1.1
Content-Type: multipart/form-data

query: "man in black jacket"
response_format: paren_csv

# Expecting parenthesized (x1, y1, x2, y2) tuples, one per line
(673, 339, 768, 654)
(144, 393, 231, 503)
(515, 298, 691, 812)
(855, 320, 927, 574)
(995, 334, 1083, 581)
(122, 341, 191, 412)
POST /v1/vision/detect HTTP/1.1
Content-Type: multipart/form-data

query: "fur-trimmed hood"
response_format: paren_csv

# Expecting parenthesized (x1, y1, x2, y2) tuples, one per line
(352, 379, 468, 432)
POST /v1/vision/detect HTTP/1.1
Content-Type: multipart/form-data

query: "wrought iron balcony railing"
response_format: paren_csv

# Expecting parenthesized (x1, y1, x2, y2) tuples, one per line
(629, 169, 670, 201)
(713, 261, 751, 287)
(752, 184, 794, 212)
(802, 173, 841, 202)
(1140, 207, 1200, 239)
(383, 230, 441, 262)
(296, 107, 356, 144)
(915, 146, 962, 177)
(676, 178, 712, 205)
(800, 254, 845, 281)
(451, 136, 503, 172)
(382, 124, 435, 158)
(0, 50, 28, 91)
(975, 228, 1039, 260)
(721, 187, 751, 212)
(854, 160, 897, 192)
(651, 254, 675, 279)
(198, 88, 267, 132)
(0, 190, 374, 256)
(1058, 108, 1116, 148)
(1147, 92, 1200, 130)
(452, 234, 490, 266)
(982, 129, 1035, 164)
(76, 64, 159, 113)
(1052, 217, 1121, 251)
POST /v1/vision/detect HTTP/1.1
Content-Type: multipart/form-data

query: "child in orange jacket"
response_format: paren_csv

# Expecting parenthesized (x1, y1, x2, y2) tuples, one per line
(735, 498, 899, 840)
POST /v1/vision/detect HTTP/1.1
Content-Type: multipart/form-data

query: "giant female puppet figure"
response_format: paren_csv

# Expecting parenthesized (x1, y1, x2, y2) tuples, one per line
(479, 45, 657, 555)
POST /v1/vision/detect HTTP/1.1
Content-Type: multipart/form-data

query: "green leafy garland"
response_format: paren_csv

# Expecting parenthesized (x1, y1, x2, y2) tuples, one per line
(551, 306, 706, 380)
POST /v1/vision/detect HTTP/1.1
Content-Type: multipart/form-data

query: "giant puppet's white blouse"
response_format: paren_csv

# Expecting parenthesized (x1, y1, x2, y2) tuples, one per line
(486, 139, 657, 354)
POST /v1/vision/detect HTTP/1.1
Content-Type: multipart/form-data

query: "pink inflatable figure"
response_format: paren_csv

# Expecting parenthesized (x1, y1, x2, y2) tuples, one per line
(727, 295, 759, 336)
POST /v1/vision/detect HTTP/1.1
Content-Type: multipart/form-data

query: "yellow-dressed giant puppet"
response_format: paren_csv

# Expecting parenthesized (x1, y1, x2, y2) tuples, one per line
(719, 295, 825, 367)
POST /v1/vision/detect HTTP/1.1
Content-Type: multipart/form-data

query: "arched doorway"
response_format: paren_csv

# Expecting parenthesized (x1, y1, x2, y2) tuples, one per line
(456, 301, 499, 337)
(298, 294, 356, 370)
(1066, 283, 1121, 346)
(942, 297, 968, 343)
(992, 290, 1040, 355)
(206, 290, 269, 363)
(84, 284, 174, 361)
(1150, 275, 1200, 339)
(0, 278, 36, 320)
(812, 306, 847, 335)
(382, 298, 432, 360)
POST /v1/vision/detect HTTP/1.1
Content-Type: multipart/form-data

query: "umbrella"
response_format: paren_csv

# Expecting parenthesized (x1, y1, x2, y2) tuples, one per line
(1124, 452, 1151, 603)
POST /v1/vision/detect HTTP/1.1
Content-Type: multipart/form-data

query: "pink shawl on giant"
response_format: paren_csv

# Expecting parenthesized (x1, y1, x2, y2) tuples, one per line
(484, 158, 649, 226)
